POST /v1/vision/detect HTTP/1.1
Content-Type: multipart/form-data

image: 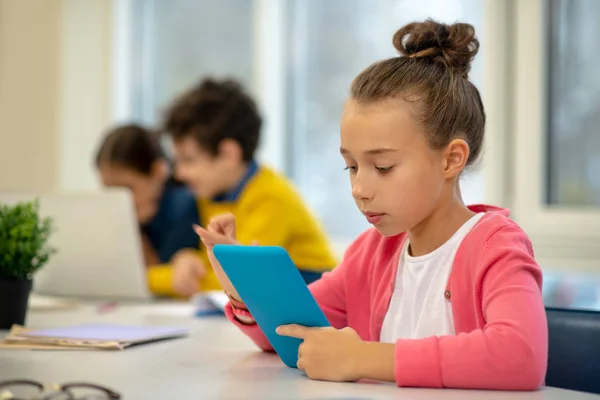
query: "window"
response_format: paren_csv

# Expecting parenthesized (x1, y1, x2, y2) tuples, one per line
(122, 0, 485, 243)
(547, 0, 600, 206)
(125, 0, 255, 124)
(121, 0, 287, 168)
(511, 0, 600, 269)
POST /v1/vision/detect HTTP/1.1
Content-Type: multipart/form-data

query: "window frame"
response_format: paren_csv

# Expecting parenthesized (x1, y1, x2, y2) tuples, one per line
(251, 0, 288, 173)
(509, 0, 600, 270)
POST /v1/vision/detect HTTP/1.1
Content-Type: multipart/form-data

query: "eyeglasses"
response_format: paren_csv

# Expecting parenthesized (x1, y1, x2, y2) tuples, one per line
(0, 380, 120, 400)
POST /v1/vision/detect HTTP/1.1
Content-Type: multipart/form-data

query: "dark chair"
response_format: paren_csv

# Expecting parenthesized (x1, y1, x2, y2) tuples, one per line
(545, 307, 600, 394)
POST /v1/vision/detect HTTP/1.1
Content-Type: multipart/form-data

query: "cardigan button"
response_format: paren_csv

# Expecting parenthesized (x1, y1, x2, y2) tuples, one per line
(444, 290, 451, 299)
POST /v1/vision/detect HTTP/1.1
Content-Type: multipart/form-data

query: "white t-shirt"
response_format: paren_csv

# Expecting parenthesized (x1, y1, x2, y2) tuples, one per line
(379, 213, 485, 342)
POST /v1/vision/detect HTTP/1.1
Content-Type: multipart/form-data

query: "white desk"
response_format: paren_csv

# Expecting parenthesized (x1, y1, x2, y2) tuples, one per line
(1, 302, 598, 400)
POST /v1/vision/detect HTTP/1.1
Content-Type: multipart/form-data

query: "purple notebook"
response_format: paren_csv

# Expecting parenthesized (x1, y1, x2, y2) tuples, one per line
(23, 324, 189, 343)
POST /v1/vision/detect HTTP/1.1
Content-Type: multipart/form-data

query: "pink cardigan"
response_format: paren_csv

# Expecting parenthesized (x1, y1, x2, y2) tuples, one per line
(225, 205, 548, 390)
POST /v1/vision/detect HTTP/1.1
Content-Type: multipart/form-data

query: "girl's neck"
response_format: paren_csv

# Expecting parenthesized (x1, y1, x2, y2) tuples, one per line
(406, 186, 476, 257)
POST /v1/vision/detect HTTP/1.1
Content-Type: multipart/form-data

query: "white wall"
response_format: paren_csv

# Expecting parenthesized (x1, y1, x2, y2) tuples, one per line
(0, 0, 61, 191)
(0, 0, 114, 193)
(58, 0, 113, 191)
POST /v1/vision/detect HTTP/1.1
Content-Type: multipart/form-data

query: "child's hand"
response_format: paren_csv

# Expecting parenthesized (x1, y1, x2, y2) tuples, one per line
(172, 249, 206, 297)
(206, 212, 237, 242)
(194, 214, 258, 303)
(277, 325, 363, 382)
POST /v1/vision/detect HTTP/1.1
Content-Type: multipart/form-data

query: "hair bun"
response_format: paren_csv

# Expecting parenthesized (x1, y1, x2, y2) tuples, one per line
(392, 19, 479, 77)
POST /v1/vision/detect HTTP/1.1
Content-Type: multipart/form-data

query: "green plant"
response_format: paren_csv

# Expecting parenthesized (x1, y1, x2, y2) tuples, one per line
(0, 199, 56, 280)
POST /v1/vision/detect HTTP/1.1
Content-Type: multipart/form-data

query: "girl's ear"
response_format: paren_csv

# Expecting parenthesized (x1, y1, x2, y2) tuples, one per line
(443, 138, 469, 179)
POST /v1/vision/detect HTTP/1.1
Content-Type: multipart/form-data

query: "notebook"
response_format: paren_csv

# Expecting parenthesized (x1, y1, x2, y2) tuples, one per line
(2, 324, 189, 350)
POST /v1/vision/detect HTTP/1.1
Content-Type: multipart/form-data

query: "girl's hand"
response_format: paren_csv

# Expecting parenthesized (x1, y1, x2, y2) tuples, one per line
(276, 325, 364, 382)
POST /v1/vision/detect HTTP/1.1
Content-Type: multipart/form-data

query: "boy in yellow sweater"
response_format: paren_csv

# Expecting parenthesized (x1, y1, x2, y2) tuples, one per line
(148, 78, 337, 297)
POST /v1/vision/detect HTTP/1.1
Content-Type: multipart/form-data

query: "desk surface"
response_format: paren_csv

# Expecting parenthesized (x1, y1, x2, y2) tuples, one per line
(1, 301, 598, 400)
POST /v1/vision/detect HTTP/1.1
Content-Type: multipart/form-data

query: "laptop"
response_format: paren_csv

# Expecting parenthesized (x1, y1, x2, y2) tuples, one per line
(0, 189, 151, 300)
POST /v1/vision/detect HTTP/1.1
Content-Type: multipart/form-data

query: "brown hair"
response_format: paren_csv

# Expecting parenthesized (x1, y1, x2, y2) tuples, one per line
(351, 19, 485, 166)
(95, 124, 164, 175)
(162, 78, 262, 163)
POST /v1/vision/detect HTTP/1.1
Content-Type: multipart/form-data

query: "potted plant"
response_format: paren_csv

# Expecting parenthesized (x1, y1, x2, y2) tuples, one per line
(0, 199, 55, 329)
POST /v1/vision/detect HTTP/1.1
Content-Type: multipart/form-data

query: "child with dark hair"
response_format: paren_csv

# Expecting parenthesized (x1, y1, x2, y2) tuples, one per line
(163, 78, 337, 296)
(95, 124, 200, 296)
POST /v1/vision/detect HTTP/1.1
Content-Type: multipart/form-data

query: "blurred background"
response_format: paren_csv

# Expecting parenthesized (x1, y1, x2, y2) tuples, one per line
(0, 0, 599, 307)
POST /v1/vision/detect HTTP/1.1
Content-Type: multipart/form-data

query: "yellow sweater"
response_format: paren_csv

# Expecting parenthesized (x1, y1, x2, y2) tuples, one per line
(148, 165, 337, 296)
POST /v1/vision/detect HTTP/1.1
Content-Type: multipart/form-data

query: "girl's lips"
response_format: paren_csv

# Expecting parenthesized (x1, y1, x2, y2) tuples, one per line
(365, 213, 384, 224)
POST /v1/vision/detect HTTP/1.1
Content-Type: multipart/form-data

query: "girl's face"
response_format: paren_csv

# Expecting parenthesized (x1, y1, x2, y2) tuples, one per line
(340, 99, 465, 237)
(98, 162, 165, 224)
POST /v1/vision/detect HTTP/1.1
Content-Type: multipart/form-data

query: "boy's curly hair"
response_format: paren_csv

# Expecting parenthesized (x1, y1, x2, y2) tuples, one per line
(163, 78, 262, 162)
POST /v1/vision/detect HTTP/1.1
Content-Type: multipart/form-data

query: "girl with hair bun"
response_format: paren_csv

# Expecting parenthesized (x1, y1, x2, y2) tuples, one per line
(197, 20, 547, 390)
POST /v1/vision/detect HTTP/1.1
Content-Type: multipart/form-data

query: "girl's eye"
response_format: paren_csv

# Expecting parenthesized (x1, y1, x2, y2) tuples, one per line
(376, 166, 394, 174)
(344, 166, 357, 172)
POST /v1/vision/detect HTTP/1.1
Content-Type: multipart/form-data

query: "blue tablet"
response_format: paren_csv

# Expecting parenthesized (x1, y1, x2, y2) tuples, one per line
(212, 244, 330, 368)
